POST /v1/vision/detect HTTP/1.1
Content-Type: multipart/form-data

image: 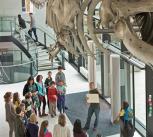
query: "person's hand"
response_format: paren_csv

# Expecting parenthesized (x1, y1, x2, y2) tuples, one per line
(21, 111, 25, 118)
(85, 96, 89, 104)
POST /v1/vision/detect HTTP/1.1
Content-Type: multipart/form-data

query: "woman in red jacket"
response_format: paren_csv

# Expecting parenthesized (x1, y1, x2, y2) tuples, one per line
(48, 81, 57, 117)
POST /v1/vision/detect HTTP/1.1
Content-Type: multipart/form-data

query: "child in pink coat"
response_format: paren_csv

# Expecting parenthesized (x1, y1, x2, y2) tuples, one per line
(39, 120, 52, 137)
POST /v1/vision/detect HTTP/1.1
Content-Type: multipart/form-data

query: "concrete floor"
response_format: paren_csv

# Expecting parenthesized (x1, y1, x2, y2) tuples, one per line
(0, 62, 145, 137)
(0, 62, 89, 137)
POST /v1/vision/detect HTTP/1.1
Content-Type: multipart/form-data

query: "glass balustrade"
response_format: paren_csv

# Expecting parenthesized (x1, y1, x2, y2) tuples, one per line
(0, 16, 38, 84)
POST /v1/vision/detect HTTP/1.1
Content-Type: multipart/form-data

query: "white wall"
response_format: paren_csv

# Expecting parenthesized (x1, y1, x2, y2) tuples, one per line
(33, 4, 55, 38)
(0, 0, 22, 16)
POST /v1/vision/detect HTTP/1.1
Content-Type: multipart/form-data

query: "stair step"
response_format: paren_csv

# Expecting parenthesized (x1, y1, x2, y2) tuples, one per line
(38, 63, 59, 70)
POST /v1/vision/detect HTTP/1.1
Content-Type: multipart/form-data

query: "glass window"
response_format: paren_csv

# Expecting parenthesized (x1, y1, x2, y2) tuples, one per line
(134, 67, 146, 126)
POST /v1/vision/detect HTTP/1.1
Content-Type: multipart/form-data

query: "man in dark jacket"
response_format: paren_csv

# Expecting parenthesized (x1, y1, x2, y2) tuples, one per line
(14, 107, 26, 137)
(18, 14, 26, 42)
(18, 14, 26, 29)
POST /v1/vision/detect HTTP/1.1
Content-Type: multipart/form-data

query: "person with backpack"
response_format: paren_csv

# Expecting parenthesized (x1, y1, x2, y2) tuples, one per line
(39, 120, 52, 137)
(119, 101, 134, 137)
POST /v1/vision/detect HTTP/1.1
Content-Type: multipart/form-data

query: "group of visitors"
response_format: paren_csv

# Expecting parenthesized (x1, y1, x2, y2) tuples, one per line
(4, 66, 89, 137)
(3, 64, 133, 137)
(4, 93, 88, 137)
(22, 66, 66, 118)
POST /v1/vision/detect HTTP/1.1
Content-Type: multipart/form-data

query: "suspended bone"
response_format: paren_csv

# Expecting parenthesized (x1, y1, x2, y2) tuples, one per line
(87, 0, 108, 53)
(111, 0, 153, 17)
(30, 0, 47, 8)
(57, 32, 79, 58)
(77, 0, 95, 57)
(70, 29, 87, 59)
(99, 0, 115, 28)
(46, 0, 61, 33)
(115, 19, 153, 66)
(51, 0, 80, 30)
(48, 43, 61, 61)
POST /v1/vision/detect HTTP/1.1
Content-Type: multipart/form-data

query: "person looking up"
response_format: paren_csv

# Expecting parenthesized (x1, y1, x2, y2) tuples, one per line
(4, 92, 16, 137)
(39, 120, 52, 137)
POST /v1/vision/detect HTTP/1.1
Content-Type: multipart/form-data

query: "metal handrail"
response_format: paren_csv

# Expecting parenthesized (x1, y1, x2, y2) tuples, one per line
(0, 59, 37, 67)
(36, 27, 56, 42)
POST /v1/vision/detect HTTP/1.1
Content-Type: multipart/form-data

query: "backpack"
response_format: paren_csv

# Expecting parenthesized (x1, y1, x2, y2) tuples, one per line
(128, 108, 133, 120)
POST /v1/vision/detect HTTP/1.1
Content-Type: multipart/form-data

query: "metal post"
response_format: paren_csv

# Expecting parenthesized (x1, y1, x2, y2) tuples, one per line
(132, 65, 136, 129)
(10, 21, 13, 36)
(44, 33, 47, 49)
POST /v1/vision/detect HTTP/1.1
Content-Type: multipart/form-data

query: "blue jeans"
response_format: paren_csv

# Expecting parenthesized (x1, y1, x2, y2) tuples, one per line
(84, 105, 100, 129)
(28, 28, 38, 42)
(57, 95, 65, 113)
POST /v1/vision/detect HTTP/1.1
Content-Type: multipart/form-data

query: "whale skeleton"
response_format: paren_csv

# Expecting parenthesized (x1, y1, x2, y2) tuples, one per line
(30, 0, 153, 67)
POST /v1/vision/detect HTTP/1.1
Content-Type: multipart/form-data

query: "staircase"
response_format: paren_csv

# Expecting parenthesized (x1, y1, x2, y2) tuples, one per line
(13, 28, 61, 71)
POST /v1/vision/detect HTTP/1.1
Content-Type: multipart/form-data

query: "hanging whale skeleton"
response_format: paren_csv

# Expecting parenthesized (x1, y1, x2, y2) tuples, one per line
(30, 0, 153, 68)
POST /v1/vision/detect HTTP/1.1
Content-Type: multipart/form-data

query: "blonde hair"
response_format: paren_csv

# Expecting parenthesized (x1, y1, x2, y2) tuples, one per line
(58, 114, 66, 127)
(30, 113, 37, 123)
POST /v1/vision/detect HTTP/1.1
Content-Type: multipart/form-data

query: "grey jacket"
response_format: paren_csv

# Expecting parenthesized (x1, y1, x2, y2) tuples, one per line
(55, 72, 66, 85)
(5, 102, 16, 122)
(14, 115, 25, 137)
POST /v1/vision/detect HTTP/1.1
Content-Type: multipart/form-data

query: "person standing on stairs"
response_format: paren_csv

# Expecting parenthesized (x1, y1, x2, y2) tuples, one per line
(36, 75, 48, 117)
(18, 14, 26, 43)
(28, 13, 38, 42)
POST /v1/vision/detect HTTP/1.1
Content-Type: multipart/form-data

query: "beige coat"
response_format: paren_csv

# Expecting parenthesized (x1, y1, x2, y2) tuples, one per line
(53, 124, 71, 137)
(5, 102, 16, 122)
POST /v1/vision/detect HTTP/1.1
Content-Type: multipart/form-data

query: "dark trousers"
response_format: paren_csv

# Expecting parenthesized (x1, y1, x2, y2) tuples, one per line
(84, 105, 100, 129)
(46, 90, 50, 109)
(28, 28, 38, 42)
(120, 119, 134, 137)
(57, 95, 65, 113)
(38, 96, 46, 112)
